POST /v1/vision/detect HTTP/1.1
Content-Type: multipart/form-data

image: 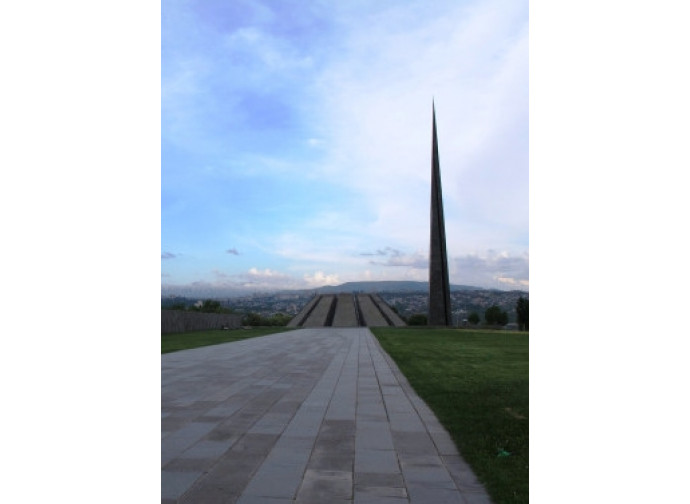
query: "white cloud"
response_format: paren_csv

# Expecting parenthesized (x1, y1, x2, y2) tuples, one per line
(304, 271, 340, 287)
(362, 247, 428, 269)
(244, 267, 291, 281)
(163, 266, 343, 295)
(497, 276, 529, 288)
(452, 250, 529, 288)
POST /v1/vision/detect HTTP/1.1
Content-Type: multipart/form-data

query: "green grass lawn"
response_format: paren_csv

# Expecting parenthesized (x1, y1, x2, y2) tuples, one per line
(161, 327, 295, 354)
(372, 327, 528, 504)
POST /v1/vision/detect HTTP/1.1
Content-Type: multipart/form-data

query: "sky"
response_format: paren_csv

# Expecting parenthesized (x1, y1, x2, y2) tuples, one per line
(162, 0, 529, 296)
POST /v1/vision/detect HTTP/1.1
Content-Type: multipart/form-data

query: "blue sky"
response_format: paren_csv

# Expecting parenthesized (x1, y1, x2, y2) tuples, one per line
(162, 0, 529, 295)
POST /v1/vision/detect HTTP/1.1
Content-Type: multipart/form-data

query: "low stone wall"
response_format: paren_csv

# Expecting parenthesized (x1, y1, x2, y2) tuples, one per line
(161, 310, 243, 334)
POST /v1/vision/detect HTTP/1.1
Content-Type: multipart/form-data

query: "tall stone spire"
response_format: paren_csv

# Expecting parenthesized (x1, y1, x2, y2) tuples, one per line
(428, 102, 452, 326)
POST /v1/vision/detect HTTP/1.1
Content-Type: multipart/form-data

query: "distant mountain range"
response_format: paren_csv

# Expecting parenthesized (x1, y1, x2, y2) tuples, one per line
(315, 281, 487, 294)
(162, 280, 526, 300)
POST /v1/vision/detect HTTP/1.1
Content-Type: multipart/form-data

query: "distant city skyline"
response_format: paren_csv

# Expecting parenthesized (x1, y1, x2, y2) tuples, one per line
(162, 0, 529, 295)
(161, 279, 526, 301)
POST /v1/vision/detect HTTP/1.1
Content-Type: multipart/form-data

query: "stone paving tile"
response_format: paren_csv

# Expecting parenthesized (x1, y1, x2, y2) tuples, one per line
(402, 465, 458, 489)
(405, 485, 466, 504)
(162, 327, 494, 503)
(163, 456, 217, 473)
(178, 451, 266, 504)
(179, 438, 236, 459)
(230, 432, 281, 456)
(354, 469, 408, 504)
(462, 493, 494, 504)
(161, 416, 192, 433)
(304, 417, 355, 473)
(161, 421, 220, 466)
(387, 411, 427, 433)
(391, 430, 438, 456)
(354, 494, 409, 504)
(308, 448, 353, 472)
(355, 449, 400, 474)
(239, 460, 308, 499)
(355, 486, 408, 499)
(161, 471, 204, 501)
(355, 472, 405, 488)
(295, 469, 353, 502)
(247, 411, 294, 435)
(399, 453, 457, 484)
(356, 421, 395, 451)
(236, 497, 293, 504)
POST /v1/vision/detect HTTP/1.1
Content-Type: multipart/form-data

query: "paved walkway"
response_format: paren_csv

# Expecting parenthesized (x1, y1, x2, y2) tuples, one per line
(162, 328, 492, 503)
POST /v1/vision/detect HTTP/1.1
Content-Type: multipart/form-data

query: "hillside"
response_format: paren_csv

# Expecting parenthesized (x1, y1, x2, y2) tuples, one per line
(316, 281, 484, 294)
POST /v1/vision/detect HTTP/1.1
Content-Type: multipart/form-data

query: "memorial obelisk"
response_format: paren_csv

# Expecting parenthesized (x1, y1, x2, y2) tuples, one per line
(428, 103, 452, 326)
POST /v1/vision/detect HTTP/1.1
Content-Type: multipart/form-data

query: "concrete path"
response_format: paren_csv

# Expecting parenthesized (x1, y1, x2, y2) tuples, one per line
(162, 327, 492, 503)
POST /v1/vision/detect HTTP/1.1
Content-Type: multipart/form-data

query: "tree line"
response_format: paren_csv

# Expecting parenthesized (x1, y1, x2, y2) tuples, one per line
(406, 296, 528, 330)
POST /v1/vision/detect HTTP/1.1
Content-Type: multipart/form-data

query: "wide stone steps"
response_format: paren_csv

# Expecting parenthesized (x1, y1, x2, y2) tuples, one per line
(301, 295, 336, 328)
(290, 293, 405, 328)
(371, 294, 407, 327)
(332, 293, 358, 327)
